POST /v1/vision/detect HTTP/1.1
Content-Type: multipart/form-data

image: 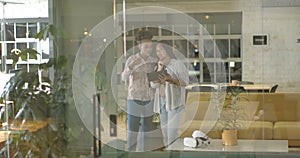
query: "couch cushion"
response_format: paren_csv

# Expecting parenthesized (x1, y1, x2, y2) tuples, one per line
(256, 93, 300, 122)
(273, 121, 300, 140)
(238, 121, 273, 139)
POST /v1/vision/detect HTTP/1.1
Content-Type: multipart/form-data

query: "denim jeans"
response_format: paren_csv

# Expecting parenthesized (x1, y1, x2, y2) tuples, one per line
(127, 99, 154, 151)
(159, 98, 185, 147)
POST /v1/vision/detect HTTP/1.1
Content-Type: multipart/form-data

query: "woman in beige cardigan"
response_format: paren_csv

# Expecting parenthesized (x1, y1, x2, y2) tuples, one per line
(150, 42, 189, 147)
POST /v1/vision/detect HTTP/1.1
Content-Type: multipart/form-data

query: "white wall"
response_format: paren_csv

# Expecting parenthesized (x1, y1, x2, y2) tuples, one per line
(243, 6, 300, 92)
(263, 7, 300, 92)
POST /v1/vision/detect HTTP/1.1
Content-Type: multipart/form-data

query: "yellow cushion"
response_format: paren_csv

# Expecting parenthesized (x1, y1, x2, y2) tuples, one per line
(238, 121, 273, 139)
(274, 122, 300, 139)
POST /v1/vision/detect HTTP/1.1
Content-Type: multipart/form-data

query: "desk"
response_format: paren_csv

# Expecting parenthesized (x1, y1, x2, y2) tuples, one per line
(241, 84, 272, 92)
(186, 84, 272, 92)
(167, 138, 288, 153)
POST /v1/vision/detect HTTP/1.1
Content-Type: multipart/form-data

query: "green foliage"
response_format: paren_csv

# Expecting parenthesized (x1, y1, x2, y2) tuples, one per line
(11, 48, 39, 67)
(0, 24, 69, 157)
(216, 86, 248, 130)
(34, 24, 58, 41)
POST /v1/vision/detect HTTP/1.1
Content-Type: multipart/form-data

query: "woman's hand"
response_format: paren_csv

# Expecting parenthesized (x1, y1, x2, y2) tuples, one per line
(156, 62, 164, 71)
(160, 73, 180, 86)
(158, 72, 170, 84)
(152, 79, 161, 83)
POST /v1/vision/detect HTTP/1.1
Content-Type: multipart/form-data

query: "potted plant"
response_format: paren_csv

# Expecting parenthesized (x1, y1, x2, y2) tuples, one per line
(216, 85, 248, 146)
(0, 25, 69, 157)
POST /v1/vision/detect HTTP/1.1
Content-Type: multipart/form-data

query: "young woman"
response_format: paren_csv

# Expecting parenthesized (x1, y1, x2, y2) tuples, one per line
(150, 42, 189, 147)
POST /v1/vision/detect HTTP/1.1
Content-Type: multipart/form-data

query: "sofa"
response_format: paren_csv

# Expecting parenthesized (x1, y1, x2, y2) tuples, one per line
(180, 92, 300, 147)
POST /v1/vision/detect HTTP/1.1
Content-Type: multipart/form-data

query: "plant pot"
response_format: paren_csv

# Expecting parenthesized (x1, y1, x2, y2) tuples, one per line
(222, 129, 238, 146)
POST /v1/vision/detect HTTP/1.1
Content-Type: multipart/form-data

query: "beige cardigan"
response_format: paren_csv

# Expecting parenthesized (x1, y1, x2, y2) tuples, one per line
(150, 59, 189, 113)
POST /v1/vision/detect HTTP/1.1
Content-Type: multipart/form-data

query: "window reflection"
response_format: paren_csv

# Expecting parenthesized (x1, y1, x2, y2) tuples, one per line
(16, 23, 27, 38)
(28, 23, 37, 38)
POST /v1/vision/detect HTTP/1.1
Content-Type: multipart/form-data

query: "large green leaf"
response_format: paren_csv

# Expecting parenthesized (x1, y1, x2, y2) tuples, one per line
(34, 24, 57, 40)
(20, 48, 39, 60)
(34, 29, 45, 40)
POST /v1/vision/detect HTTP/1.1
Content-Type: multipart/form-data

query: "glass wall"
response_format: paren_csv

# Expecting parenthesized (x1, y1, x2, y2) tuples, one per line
(60, 0, 300, 157)
(1, 0, 300, 157)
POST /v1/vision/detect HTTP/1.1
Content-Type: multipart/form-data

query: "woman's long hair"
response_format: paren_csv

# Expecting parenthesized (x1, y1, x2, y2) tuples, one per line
(157, 40, 177, 59)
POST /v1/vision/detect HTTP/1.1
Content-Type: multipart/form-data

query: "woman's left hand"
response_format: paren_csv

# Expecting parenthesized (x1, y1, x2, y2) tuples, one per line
(158, 73, 172, 83)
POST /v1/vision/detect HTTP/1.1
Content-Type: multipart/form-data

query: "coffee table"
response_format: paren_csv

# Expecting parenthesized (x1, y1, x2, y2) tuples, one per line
(167, 138, 288, 153)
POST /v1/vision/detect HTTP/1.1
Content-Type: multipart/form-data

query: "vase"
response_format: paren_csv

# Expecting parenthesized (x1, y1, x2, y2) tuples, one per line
(222, 129, 238, 146)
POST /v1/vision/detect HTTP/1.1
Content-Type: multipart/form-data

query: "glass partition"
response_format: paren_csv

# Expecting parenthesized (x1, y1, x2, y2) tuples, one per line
(1, 0, 300, 157)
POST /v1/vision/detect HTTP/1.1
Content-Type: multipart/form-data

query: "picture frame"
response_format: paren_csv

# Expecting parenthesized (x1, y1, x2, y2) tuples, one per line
(252, 34, 269, 46)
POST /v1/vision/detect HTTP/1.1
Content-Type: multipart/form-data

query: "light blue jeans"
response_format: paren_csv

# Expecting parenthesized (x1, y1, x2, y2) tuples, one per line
(127, 99, 154, 151)
(159, 98, 185, 147)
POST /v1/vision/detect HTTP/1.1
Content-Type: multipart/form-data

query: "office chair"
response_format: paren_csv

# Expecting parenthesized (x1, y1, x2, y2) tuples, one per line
(269, 84, 278, 93)
(238, 81, 254, 85)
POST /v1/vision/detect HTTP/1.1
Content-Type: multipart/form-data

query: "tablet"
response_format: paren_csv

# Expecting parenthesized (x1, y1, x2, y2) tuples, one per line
(147, 70, 168, 82)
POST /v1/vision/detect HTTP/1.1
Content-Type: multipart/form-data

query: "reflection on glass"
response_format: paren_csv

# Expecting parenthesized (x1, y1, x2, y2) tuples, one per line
(6, 64, 13, 71)
(29, 42, 37, 59)
(161, 26, 173, 35)
(147, 27, 158, 36)
(16, 23, 27, 38)
(3, 23, 15, 41)
(28, 23, 37, 38)
(42, 50, 50, 59)
(174, 25, 187, 35)
(203, 62, 214, 82)
(188, 24, 200, 35)
(40, 22, 48, 30)
(230, 23, 242, 34)
(204, 39, 214, 58)
(189, 62, 200, 81)
(203, 24, 214, 35)
(41, 40, 50, 59)
(17, 64, 27, 71)
(126, 40, 133, 51)
(216, 62, 229, 83)
(126, 29, 133, 36)
(230, 62, 242, 81)
(215, 24, 229, 35)
(215, 39, 228, 58)
(6, 43, 15, 59)
(216, 62, 228, 83)
(174, 40, 187, 57)
(230, 39, 240, 58)
(191, 62, 200, 71)
(29, 42, 37, 49)
(188, 40, 199, 58)
(17, 43, 27, 50)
